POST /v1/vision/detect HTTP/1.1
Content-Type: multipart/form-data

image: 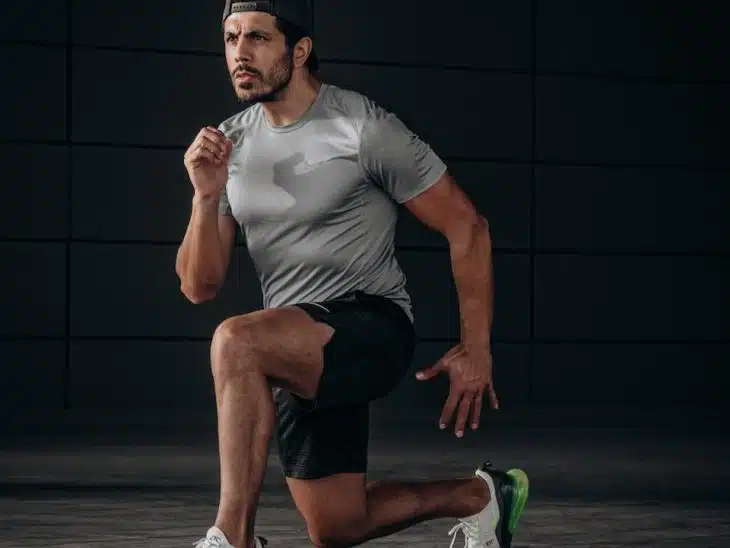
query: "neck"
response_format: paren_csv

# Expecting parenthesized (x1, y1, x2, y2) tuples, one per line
(261, 72, 322, 127)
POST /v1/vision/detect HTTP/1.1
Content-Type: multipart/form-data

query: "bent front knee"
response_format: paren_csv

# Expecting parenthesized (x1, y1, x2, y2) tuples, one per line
(210, 316, 259, 379)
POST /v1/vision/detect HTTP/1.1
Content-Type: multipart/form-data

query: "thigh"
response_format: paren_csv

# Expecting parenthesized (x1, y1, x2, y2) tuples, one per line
(213, 306, 333, 400)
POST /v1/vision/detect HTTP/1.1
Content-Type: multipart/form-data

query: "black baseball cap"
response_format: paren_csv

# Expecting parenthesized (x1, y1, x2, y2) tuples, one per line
(221, 0, 312, 34)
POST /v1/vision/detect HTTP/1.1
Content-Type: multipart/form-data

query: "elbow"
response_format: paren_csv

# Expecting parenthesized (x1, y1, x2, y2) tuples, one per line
(184, 289, 215, 304)
(449, 214, 491, 257)
(477, 214, 489, 232)
(179, 278, 220, 304)
(469, 214, 491, 246)
(473, 214, 490, 239)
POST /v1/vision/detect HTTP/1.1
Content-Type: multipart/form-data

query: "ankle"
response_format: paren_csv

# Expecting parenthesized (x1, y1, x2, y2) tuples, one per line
(467, 476, 491, 515)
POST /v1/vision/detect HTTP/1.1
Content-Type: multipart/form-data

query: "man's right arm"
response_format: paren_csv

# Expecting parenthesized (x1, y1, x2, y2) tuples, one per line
(175, 192, 237, 304)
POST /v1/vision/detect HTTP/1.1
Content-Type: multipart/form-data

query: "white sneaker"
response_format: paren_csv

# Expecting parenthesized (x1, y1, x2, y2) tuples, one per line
(193, 526, 268, 548)
(447, 461, 529, 548)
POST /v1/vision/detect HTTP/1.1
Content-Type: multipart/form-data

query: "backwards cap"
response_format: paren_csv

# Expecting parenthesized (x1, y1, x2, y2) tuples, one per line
(221, 0, 312, 34)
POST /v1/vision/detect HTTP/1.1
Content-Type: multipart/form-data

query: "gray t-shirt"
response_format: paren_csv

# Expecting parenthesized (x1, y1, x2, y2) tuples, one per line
(218, 83, 447, 322)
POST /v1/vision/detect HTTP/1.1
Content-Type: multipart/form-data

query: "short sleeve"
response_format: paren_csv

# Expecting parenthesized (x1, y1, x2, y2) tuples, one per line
(359, 109, 447, 204)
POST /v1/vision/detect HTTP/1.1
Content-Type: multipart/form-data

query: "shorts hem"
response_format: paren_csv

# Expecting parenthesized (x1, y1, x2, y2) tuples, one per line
(282, 463, 368, 480)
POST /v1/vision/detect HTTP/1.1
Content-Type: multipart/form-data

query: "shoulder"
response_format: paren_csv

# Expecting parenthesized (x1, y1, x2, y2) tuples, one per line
(217, 103, 264, 144)
(320, 83, 395, 136)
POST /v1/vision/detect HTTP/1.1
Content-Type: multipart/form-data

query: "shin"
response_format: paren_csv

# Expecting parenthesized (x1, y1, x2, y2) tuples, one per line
(210, 319, 275, 548)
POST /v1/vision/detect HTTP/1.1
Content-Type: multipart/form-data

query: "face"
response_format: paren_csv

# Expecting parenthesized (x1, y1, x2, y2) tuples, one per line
(223, 12, 293, 103)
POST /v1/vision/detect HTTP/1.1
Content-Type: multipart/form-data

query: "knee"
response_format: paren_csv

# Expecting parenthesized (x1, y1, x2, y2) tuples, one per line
(210, 316, 258, 378)
(306, 516, 366, 548)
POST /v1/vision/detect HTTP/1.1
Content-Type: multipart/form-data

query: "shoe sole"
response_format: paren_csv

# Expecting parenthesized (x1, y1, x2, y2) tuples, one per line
(503, 468, 529, 540)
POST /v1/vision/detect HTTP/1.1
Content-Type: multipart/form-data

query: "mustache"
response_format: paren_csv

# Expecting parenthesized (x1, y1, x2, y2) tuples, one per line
(233, 65, 261, 77)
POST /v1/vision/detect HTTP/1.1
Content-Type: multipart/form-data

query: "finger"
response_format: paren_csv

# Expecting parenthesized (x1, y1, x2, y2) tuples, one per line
(192, 129, 229, 157)
(441, 345, 463, 365)
(187, 145, 220, 167)
(439, 387, 461, 430)
(454, 392, 474, 438)
(198, 134, 229, 159)
(415, 362, 442, 381)
(205, 126, 226, 138)
(199, 139, 227, 162)
(186, 138, 220, 164)
(487, 384, 500, 411)
(470, 390, 483, 430)
(200, 126, 228, 143)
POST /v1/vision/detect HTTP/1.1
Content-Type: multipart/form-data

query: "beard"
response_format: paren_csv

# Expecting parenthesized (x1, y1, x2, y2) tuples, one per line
(232, 51, 294, 104)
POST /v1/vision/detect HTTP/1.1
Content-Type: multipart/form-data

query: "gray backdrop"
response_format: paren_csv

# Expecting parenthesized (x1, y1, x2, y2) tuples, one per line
(1, 1, 728, 432)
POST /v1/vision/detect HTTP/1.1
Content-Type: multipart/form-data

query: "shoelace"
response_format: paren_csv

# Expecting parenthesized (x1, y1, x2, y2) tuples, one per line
(193, 536, 224, 548)
(448, 518, 480, 548)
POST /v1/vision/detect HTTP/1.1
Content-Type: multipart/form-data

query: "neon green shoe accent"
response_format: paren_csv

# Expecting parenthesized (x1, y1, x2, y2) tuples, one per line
(505, 468, 529, 535)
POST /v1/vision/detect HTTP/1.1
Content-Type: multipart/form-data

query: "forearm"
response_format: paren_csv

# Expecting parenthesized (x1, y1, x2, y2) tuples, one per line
(449, 216, 494, 351)
(176, 193, 226, 297)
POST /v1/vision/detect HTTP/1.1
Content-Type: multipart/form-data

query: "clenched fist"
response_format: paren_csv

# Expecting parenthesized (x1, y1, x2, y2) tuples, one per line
(184, 126, 233, 199)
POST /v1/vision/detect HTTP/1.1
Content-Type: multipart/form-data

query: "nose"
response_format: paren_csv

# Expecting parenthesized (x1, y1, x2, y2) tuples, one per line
(234, 39, 253, 64)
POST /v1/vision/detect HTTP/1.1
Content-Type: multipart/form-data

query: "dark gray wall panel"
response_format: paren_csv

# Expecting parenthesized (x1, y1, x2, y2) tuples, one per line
(533, 343, 728, 406)
(0, 342, 66, 410)
(320, 64, 532, 161)
(396, 162, 532, 250)
(491, 343, 531, 408)
(72, 147, 193, 242)
(536, 76, 730, 167)
(71, 49, 239, 146)
(69, 340, 214, 409)
(492, 253, 532, 341)
(69, 244, 259, 338)
(535, 166, 730, 253)
(315, 0, 532, 71)
(397, 250, 454, 339)
(375, 342, 530, 419)
(535, 255, 730, 341)
(72, 0, 222, 52)
(0, 45, 67, 141)
(0, 145, 69, 239)
(0, 243, 66, 337)
(537, 0, 730, 80)
(398, 250, 531, 341)
(0, 0, 67, 42)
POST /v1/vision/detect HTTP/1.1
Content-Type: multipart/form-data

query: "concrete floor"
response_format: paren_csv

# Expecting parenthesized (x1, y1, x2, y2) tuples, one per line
(1, 422, 729, 547)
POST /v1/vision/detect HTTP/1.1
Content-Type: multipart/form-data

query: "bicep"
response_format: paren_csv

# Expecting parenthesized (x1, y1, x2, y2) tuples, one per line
(403, 172, 483, 241)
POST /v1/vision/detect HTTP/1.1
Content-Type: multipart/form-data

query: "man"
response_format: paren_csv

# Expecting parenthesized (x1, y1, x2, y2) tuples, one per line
(175, 1, 529, 547)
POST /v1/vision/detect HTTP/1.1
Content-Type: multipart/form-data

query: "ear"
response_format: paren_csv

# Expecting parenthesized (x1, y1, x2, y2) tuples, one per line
(292, 36, 313, 68)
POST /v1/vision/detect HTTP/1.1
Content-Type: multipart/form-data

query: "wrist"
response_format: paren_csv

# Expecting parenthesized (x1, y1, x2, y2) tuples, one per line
(462, 335, 491, 353)
(193, 191, 221, 208)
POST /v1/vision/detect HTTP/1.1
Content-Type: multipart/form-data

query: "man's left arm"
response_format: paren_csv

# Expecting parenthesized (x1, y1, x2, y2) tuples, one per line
(359, 110, 498, 436)
(403, 174, 500, 437)
(405, 173, 495, 363)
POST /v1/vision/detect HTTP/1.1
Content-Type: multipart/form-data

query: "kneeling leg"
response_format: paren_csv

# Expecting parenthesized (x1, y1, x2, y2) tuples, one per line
(287, 470, 491, 548)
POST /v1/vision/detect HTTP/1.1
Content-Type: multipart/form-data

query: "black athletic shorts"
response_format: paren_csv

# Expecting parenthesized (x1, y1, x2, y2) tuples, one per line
(273, 290, 416, 480)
